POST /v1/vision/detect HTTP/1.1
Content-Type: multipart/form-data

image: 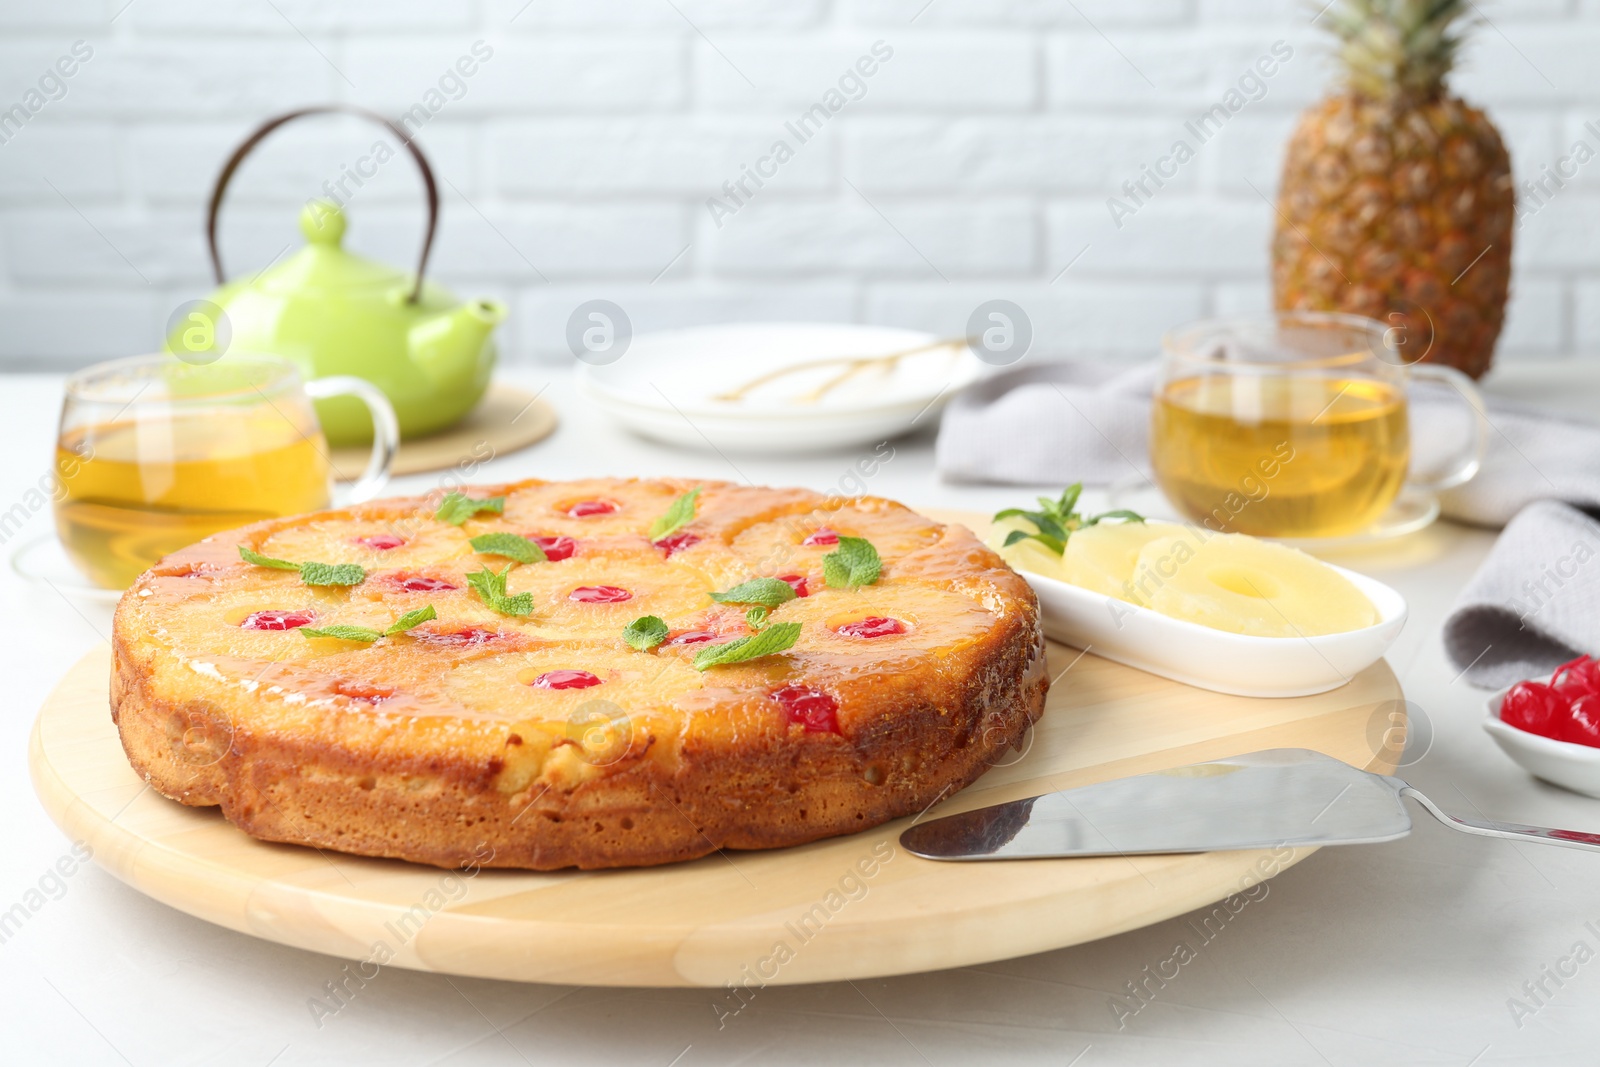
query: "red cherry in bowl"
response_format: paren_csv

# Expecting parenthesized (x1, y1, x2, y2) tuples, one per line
(664, 629, 718, 646)
(531, 669, 602, 690)
(569, 585, 632, 604)
(803, 528, 840, 547)
(1561, 693, 1600, 748)
(529, 535, 576, 561)
(834, 616, 907, 639)
(777, 574, 809, 598)
(566, 500, 618, 518)
(354, 533, 405, 550)
(240, 610, 314, 631)
(1553, 655, 1600, 701)
(772, 684, 840, 734)
(654, 531, 700, 557)
(1501, 681, 1567, 738)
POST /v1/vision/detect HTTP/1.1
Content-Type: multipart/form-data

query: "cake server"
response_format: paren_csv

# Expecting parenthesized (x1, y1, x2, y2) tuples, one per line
(899, 748, 1600, 860)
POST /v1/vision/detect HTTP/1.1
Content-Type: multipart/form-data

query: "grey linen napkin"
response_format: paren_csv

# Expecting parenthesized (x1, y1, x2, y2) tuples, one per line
(935, 361, 1600, 528)
(1441, 500, 1600, 690)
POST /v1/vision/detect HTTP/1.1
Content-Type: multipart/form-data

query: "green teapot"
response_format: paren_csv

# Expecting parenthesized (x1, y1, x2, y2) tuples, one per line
(192, 105, 505, 446)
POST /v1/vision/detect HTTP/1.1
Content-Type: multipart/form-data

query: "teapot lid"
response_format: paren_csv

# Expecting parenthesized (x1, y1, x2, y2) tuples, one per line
(249, 199, 411, 296)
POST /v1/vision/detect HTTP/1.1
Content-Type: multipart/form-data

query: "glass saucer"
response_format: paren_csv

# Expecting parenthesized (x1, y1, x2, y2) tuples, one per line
(1104, 479, 1441, 549)
(10, 533, 125, 604)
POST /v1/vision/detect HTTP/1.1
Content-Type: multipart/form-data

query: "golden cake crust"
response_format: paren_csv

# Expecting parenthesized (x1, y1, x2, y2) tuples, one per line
(110, 478, 1046, 870)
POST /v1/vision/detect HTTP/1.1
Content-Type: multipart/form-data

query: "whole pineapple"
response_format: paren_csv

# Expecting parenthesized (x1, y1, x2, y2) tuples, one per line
(1272, 0, 1513, 379)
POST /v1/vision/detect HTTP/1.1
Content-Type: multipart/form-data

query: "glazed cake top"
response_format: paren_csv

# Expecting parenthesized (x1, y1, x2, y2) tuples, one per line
(119, 478, 1035, 781)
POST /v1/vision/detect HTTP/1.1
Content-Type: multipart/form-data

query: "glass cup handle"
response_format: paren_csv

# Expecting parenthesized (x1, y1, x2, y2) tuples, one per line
(1406, 363, 1490, 493)
(303, 376, 399, 504)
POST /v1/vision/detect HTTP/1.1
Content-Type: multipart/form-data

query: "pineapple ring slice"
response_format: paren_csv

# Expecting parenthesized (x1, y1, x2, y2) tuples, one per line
(987, 516, 1069, 582)
(1062, 521, 1176, 602)
(1134, 530, 1378, 638)
(260, 518, 472, 569)
(445, 645, 702, 726)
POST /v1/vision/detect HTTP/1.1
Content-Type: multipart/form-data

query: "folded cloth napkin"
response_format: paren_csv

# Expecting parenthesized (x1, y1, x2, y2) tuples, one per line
(935, 361, 1600, 529)
(1441, 500, 1600, 689)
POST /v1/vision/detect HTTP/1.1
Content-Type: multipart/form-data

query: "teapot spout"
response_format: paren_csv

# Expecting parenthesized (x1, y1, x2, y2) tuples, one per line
(409, 299, 506, 388)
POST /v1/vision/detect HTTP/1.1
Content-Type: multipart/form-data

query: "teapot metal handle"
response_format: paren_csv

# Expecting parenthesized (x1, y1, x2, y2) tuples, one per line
(205, 103, 439, 304)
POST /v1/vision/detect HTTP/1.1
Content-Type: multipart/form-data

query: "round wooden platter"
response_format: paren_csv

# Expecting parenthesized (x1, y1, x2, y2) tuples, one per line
(327, 381, 557, 481)
(30, 644, 1402, 988)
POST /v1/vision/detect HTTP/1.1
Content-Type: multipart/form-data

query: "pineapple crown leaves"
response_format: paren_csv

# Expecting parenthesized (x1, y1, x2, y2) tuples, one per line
(994, 483, 1143, 557)
(1321, 0, 1476, 101)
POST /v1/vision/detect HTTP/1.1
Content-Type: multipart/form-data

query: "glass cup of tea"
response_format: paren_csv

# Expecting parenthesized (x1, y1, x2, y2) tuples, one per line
(54, 354, 398, 589)
(1149, 312, 1488, 539)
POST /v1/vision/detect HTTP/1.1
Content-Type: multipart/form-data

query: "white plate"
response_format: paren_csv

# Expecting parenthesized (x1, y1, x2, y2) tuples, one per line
(1483, 688, 1600, 799)
(575, 322, 986, 454)
(1020, 564, 1408, 698)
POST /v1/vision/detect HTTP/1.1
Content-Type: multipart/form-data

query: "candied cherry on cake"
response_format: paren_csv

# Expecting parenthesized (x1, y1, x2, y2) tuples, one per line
(416, 627, 498, 648)
(353, 533, 405, 551)
(654, 531, 701, 557)
(664, 629, 718, 646)
(803, 528, 840, 547)
(834, 616, 907, 639)
(334, 680, 396, 704)
(1500, 680, 1567, 738)
(240, 610, 314, 631)
(777, 574, 809, 598)
(531, 669, 603, 690)
(529, 534, 576, 561)
(387, 572, 458, 593)
(565, 499, 618, 518)
(772, 684, 840, 734)
(569, 585, 632, 604)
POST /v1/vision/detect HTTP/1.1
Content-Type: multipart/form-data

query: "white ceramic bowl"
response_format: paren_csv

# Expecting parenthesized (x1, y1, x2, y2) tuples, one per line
(575, 322, 986, 455)
(1020, 565, 1408, 698)
(1483, 688, 1600, 799)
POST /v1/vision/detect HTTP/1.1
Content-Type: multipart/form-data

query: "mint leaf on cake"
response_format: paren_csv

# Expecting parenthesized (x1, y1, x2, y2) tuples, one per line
(709, 577, 797, 608)
(466, 564, 534, 618)
(469, 532, 547, 564)
(648, 487, 701, 541)
(693, 622, 802, 671)
(435, 492, 505, 526)
(238, 545, 366, 587)
(822, 536, 882, 589)
(622, 615, 670, 651)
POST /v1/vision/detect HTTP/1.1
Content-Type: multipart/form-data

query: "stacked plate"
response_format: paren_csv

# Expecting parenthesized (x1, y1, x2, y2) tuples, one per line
(575, 323, 986, 455)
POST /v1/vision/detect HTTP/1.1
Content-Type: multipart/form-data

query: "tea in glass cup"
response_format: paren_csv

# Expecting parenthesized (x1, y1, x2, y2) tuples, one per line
(1150, 313, 1487, 538)
(54, 354, 397, 589)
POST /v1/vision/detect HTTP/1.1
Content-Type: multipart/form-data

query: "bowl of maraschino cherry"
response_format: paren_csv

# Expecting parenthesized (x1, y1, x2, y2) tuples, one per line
(1485, 655, 1600, 799)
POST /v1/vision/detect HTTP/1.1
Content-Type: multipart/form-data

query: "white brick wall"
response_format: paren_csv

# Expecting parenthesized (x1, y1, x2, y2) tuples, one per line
(0, 0, 1595, 368)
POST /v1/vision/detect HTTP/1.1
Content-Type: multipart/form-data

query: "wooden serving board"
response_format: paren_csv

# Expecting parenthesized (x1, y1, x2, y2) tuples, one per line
(30, 642, 1402, 987)
(328, 381, 557, 480)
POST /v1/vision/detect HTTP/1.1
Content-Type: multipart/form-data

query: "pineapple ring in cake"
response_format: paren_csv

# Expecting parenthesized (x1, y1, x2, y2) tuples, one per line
(111, 478, 1046, 871)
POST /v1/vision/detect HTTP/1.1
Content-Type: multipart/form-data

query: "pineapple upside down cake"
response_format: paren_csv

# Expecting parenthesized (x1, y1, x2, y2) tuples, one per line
(111, 479, 1047, 870)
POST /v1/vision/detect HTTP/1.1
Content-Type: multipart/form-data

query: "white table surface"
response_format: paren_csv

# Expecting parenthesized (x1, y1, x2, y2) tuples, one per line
(4, 365, 1598, 1067)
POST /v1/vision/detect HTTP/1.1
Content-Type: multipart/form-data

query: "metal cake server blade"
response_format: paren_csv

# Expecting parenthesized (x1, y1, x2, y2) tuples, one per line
(900, 749, 1600, 861)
